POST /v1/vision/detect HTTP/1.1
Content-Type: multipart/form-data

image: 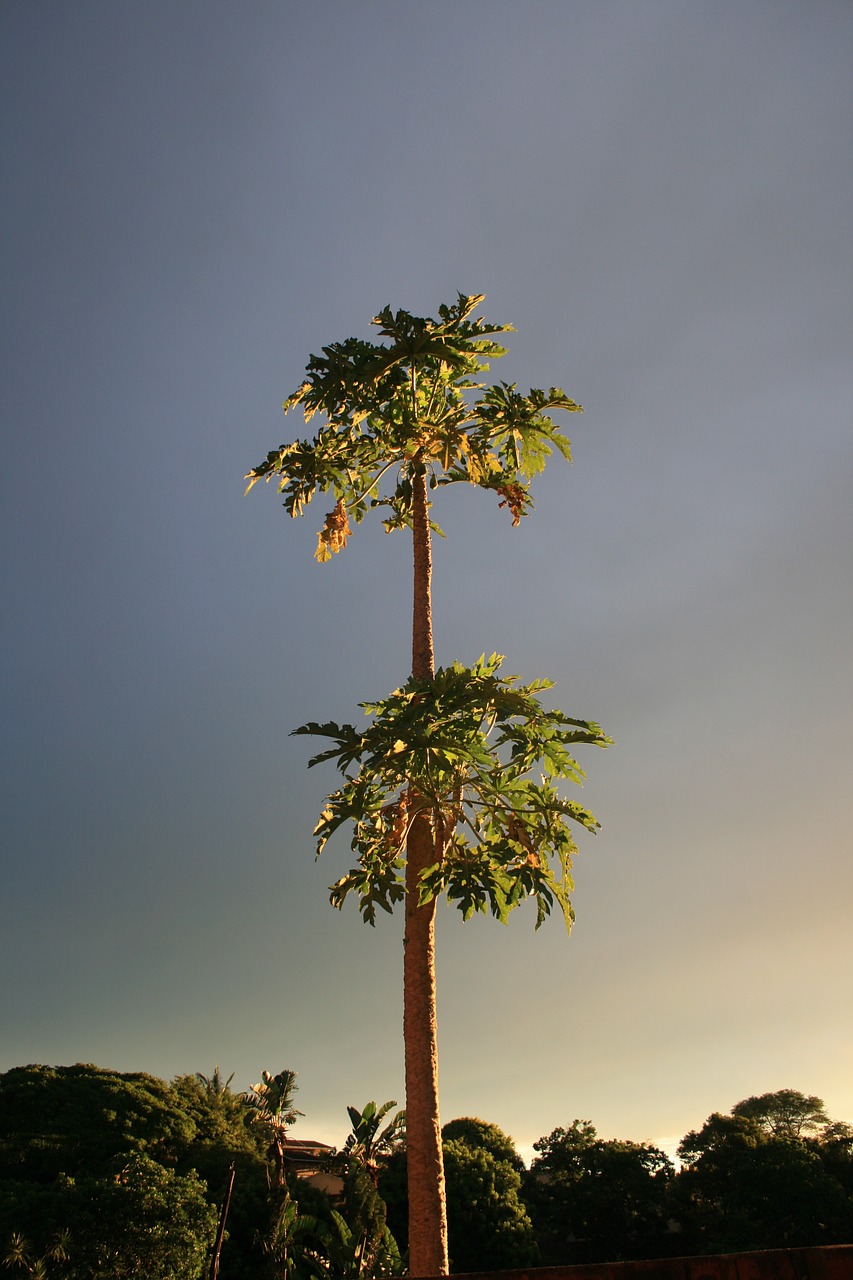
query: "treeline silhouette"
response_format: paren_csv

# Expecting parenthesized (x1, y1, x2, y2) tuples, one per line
(1, 1065, 850, 1278)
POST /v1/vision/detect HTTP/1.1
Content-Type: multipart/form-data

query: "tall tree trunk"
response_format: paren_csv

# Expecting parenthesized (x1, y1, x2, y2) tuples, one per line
(404, 466, 449, 1276)
(208, 1162, 235, 1280)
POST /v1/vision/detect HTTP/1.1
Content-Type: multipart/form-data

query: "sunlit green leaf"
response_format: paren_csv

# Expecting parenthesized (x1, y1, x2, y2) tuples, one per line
(292, 656, 610, 928)
(247, 296, 582, 556)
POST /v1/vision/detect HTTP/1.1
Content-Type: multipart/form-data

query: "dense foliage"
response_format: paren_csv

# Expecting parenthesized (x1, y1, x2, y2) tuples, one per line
(526, 1119, 674, 1264)
(299, 653, 609, 931)
(675, 1106, 853, 1253)
(245, 294, 581, 553)
(442, 1130, 538, 1271)
(0, 1065, 267, 1280)
(377, 1119, 538, 1273)
(2, 1068, 850, 1276)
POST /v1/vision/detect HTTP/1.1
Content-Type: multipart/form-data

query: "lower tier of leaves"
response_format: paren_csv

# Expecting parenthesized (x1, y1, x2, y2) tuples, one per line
(293, 654, 611, 930)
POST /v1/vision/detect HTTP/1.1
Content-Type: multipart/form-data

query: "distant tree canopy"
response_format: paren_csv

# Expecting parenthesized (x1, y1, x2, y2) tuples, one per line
(442, 1132, 538, 1272)
(676, 1090, 853, 1253)
(0, 1064, 267, 1280)
(378, 1116, 537, 1272)
(440, 1117, 537, 1271)
(526, 1119, 674, 1264)
(0, 1064, 195, 1182)
(2, 1069, 851, 1275)
(441, 1117, 525, 1173)
(730, 1089, 831, 1140)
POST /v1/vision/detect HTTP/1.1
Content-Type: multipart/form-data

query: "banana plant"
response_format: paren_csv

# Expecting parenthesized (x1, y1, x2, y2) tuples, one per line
(341, 1101, 406, 1185)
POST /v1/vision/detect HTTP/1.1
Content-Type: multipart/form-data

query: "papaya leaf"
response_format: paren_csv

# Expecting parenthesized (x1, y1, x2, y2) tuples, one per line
(247, 296, 583, 555)
(293, 656, 611, 929)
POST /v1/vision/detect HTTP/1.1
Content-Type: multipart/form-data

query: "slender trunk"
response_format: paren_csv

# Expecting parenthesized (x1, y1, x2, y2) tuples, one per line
(411, 467, 434, 682)
(271, 1135, 289, 1275)
(404, 467, 448, 1276)
(208, 1162, 235, 1280)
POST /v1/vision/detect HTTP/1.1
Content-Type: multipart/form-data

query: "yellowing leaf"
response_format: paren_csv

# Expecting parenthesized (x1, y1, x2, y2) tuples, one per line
(315, 498, 352, 562)
(315, 535, 332, 563)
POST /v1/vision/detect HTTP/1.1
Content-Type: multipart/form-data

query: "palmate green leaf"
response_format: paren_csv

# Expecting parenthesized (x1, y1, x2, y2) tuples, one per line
(418, 840, 516, 924)
(475, 382, 579, 477)
(293, 656, 611, 928)
(372, 293, 511, 368)
(292, 720, 362, 771)
(330, 851, 406, 924)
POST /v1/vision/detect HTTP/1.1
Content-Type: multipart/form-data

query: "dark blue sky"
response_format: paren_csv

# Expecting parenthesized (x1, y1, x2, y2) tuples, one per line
(2, 0, 851, 1155)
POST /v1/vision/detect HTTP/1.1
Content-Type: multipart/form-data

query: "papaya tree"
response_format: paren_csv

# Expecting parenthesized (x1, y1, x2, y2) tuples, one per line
(246, 294, 610, 1275)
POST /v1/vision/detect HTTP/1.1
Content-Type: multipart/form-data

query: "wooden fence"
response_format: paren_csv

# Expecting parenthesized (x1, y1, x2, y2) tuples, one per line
(412, 1244, 853, 1280)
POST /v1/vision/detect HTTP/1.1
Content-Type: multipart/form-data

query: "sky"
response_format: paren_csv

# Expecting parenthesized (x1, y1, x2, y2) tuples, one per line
(2, 0, 851, 1164)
